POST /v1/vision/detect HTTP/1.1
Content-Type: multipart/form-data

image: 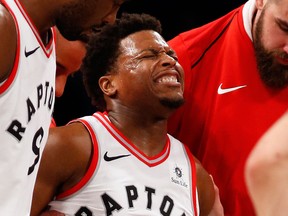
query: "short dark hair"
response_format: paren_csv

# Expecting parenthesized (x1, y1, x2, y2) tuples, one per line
(81, 13, 162, 111)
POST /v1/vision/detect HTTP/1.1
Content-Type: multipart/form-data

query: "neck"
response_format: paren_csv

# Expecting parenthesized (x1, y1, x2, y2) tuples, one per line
(107, 110, 169, 157)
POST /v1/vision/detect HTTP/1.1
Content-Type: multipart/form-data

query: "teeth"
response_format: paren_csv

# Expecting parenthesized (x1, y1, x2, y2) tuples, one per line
(157, 75, 178, 83)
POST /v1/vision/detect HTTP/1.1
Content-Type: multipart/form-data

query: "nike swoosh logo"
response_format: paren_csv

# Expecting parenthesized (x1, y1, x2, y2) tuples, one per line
(24, 46, 40, 57)
(217, 83, 247, 94)
(103, 151, 131, 162)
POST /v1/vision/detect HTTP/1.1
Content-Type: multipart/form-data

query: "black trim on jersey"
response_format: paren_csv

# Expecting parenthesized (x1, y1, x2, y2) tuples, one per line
(191, 11, 239, 69)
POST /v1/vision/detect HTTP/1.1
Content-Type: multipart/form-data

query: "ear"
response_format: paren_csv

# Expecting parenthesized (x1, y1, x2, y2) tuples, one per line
(99, 75, 117, 97)
(255, 0, 265, 9)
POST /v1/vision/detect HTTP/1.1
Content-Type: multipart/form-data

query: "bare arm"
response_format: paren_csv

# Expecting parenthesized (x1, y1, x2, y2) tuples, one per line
(31, 123, 92, 216)
(195, 157, 224, 216)
(0, 4, 17, 82)
(208, 175, 224, 216)
(245, 111, 288, 216)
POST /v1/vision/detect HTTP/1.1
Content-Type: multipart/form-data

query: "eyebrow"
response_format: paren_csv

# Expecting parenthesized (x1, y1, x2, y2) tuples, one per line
(140, 47, 176, 55)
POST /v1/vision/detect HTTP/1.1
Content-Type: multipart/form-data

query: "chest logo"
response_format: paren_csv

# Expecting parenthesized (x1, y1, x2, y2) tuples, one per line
(104, 151, 131, 161)
(217, 83, 247, 95)
(25, 46, 40, 57)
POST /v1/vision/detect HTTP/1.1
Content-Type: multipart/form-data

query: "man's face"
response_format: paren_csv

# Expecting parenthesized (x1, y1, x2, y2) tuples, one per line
(55, 28, 86, 97)
(56, 0, 125, 41)
(111, 30, 185, 112)
(254, 1, 288, 88)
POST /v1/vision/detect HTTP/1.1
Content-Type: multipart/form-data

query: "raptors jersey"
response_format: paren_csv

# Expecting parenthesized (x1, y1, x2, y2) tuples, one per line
(168, 0, 288, 215)
(0, 0, 55, 215)
(49, 112, 199, 216)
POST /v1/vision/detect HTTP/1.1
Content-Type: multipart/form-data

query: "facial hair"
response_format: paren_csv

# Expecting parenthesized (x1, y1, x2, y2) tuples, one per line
(253, 8, 288, 89)
(160, 97, 185, 109)
(55, 1, 89, 41)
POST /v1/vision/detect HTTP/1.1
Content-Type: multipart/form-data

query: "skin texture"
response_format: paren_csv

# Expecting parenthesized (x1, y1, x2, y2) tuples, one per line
(32, 28, 223, 215)
(0, 0, 126, 82)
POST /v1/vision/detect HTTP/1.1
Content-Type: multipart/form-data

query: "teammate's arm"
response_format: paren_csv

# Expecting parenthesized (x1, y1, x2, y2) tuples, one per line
(31, 123, 92, 216)
(0, 4, 17, 82)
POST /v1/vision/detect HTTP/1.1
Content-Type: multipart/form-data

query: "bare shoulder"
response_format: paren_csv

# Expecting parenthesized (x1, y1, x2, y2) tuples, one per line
(0, 4, 17, 81)
(44, 123, 93, 189)
(31, 123, 92, 216)
(47, 122, 93, 169)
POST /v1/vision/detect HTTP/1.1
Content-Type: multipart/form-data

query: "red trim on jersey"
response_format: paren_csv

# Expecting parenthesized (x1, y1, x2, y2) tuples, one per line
(0, 0, 20, 94)
(93, 112, 170, 167)
(56, 119, 99, 199)
(49, 117, 56, 128)
(184, 145, 199, 216)
(15, 0, 54, 57)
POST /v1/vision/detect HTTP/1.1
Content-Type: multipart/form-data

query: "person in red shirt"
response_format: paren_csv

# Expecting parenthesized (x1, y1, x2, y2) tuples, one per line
(167, 0, 288, 215)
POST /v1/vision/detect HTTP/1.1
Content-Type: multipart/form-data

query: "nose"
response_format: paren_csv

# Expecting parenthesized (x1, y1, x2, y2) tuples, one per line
(161, 53, 177, 67)
(283, 43, 288, 54)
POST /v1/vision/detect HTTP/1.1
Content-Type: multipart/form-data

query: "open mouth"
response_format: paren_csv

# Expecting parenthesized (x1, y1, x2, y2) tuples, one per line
(156, 75, 179, 84)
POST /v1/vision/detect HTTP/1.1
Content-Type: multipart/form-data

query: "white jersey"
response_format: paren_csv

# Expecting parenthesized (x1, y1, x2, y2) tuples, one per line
(0, 0, 55, 215)
(49, 112, 199, 216)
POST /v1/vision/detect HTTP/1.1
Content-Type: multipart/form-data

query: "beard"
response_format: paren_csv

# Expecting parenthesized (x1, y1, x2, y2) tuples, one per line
(160, 97, 185, 109)
(253, 9, 288, 89)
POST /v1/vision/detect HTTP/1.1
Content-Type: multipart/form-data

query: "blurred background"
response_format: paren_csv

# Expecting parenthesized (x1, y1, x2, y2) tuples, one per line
(53, 0, 246, 126)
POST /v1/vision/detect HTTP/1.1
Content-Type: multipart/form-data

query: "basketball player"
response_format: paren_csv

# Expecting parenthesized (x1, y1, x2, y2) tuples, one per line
(0, 0, 126, 214)
(31, 13, 223, 215)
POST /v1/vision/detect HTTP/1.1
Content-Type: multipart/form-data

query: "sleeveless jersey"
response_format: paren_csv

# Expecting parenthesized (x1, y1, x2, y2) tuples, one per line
(49, 112, 199, 216)
(168, 0, 288, 215)
(0, 0, 55, 215)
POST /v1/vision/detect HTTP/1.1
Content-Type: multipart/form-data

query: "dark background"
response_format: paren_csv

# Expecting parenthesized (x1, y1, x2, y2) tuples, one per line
(53, 0, 246, 126)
